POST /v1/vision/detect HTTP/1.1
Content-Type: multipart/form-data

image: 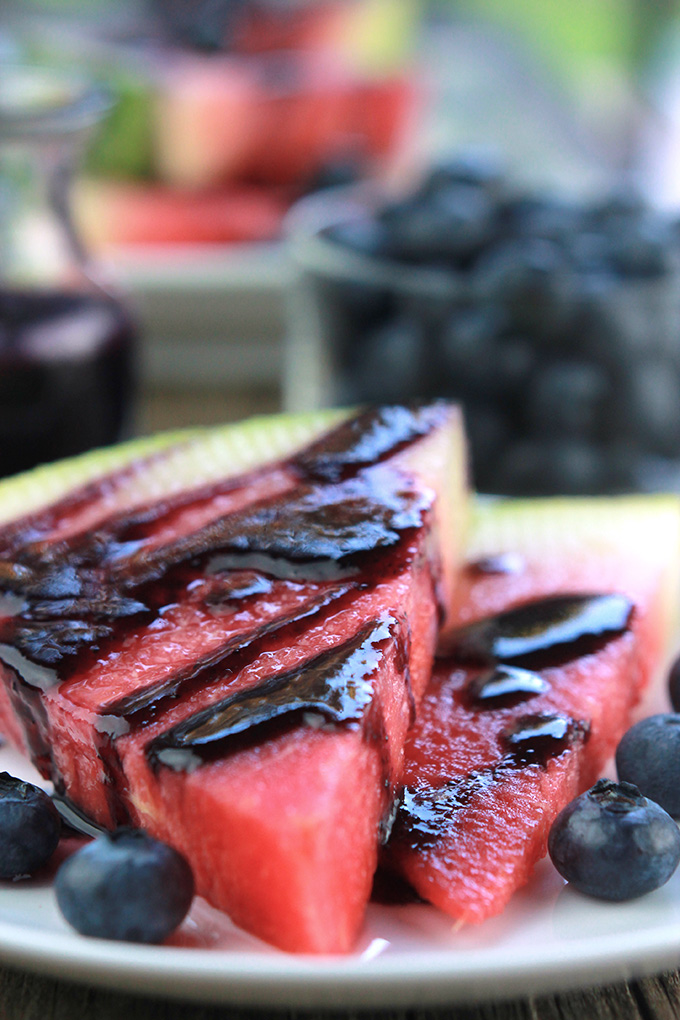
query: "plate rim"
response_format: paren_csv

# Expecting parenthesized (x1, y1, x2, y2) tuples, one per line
(0, 898, 679, 1008)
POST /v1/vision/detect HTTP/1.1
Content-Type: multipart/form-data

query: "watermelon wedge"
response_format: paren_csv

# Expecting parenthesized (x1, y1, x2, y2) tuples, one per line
(0, 402, 467, 953)
(386, 495, 680, 925)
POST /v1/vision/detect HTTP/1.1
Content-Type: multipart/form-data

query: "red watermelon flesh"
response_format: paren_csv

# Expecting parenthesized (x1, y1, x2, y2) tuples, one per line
(386, 496, 680, 925)
(0, 403, 467, 953)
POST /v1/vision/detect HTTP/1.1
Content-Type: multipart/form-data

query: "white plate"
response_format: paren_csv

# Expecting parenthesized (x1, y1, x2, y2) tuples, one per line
(107, 243, 290, 390)
(1, 746, 680, 1008)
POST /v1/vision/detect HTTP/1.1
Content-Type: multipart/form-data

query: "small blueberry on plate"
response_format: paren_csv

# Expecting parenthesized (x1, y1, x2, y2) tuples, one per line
(548, 778, 680, 901)
(616, 714, 680, 817)
(0, 772, 61, 879)
(55, 827, 194, 943)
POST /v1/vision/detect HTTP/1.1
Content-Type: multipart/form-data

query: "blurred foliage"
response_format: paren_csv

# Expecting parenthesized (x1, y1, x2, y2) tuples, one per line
(436, 0, 680, 84)
(83, 73, 155, 181)
(335, 0, 422, 72)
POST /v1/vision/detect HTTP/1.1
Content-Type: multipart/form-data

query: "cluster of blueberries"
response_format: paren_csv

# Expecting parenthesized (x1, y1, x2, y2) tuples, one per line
(549, 660, 680, 901)
(317, 155, 680, 495)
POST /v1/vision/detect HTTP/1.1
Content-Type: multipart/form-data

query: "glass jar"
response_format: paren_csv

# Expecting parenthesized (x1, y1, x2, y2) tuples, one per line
(0, 65, 137, 479)
(285, 182, 680, 497)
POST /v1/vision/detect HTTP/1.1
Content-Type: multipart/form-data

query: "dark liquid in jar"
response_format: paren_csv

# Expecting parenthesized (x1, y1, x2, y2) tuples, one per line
(0, 288, 136, 477)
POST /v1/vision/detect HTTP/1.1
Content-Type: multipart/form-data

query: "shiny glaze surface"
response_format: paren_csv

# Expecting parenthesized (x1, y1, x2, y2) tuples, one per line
(147, 616, 399, 771)
(441, 593, 634, 667)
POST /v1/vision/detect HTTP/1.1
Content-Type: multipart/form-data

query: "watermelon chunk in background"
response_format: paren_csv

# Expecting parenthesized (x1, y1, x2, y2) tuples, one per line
(151, 54, 416, 192)
(74, 179, 291, 248)
(0, 403, 467, 954)
(386, 495, 680, 926)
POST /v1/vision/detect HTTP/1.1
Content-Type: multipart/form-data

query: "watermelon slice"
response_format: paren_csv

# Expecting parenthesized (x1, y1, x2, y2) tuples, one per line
(0, 402, 467, 953)
(386, 495, 680, 925)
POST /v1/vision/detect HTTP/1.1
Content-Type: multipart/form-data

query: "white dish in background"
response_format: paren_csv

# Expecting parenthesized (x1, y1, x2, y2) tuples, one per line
(107, 243, 291, 390)
(0, 743, 679, 1008)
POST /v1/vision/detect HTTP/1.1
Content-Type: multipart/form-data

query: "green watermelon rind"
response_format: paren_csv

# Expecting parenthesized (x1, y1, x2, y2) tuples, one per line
(469, 494, 680, 634)
(470, 493, 680, 551)
(0, 408, 351, 527)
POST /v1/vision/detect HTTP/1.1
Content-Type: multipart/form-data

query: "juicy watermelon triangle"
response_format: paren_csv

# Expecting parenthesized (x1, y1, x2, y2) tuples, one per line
(0, 403, 468, 954)
(386, 495, 680, 925)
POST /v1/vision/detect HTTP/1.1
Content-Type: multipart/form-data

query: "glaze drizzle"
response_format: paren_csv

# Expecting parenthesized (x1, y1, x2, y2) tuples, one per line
(146, 616, 397, 772)
(440, 593, 634, 667)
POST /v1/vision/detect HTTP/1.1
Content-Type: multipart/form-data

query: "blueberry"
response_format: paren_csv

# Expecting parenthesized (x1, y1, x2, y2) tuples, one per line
(151, 0, 246, 51)
(346, 315, 424, 404)
(306, 156, 363, 194)
(318, 276, 392, 332)
(495, 438, 605, 496)
(418, 149, 506, 197)
(600, 441, 640, 492)
(565, 230, 612, 274)
(616, 714, 680, 817)
(438, 305, 505, 395)
(380, 184, 495, 265)
(323, 218, 389, 259)
(472, 238, 574, 338)
(495, 336, 534, 392)
(623, 359, 680, 456)
(543, 440, 608, 494)
(501, 196, 584, 245)
(464, 403, 509, 491)
(569, 275, 631, 368)
(492, 440, 547, 496)
(526, 359, 611, 439)
(587, 189, 646, 232)
(548, 778, 680, 900)
(609, 218, 675, 279)
(55, 828, 194, 943)
(0, 772, 60, 879)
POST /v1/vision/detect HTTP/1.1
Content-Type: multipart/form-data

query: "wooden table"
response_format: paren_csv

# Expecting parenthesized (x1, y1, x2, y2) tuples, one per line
(2, 964, 680, 1020)
(3, 386, 678, 1020)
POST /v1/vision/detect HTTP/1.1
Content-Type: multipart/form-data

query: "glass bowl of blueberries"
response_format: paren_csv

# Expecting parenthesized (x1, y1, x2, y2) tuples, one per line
(285, 154, 680, 496)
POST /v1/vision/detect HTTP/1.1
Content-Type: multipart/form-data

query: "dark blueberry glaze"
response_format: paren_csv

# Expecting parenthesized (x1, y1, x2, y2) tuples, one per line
(467, 664, 549, 706)
(391, 589, 632, 853)
(440, 593, 633, 667)
(501, 712, 590, 765)
(146, 616, 398, 772)
(187, 470, 429, 574)
(392, 713, 589, 851)
(466, 552, 526, 576)
(51, 792, 107, 838)
(0, 404, 445, 817)
(105, 582, 355, 723)
(295, 404, 446, 482)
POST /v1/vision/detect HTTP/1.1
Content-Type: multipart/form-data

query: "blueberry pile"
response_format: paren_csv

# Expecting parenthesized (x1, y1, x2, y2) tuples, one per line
(549, 654, 680, 901)
(315, 155, 680, 495)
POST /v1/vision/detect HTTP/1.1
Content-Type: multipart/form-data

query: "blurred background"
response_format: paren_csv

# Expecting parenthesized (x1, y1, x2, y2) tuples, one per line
(4, 0, 680, 493)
